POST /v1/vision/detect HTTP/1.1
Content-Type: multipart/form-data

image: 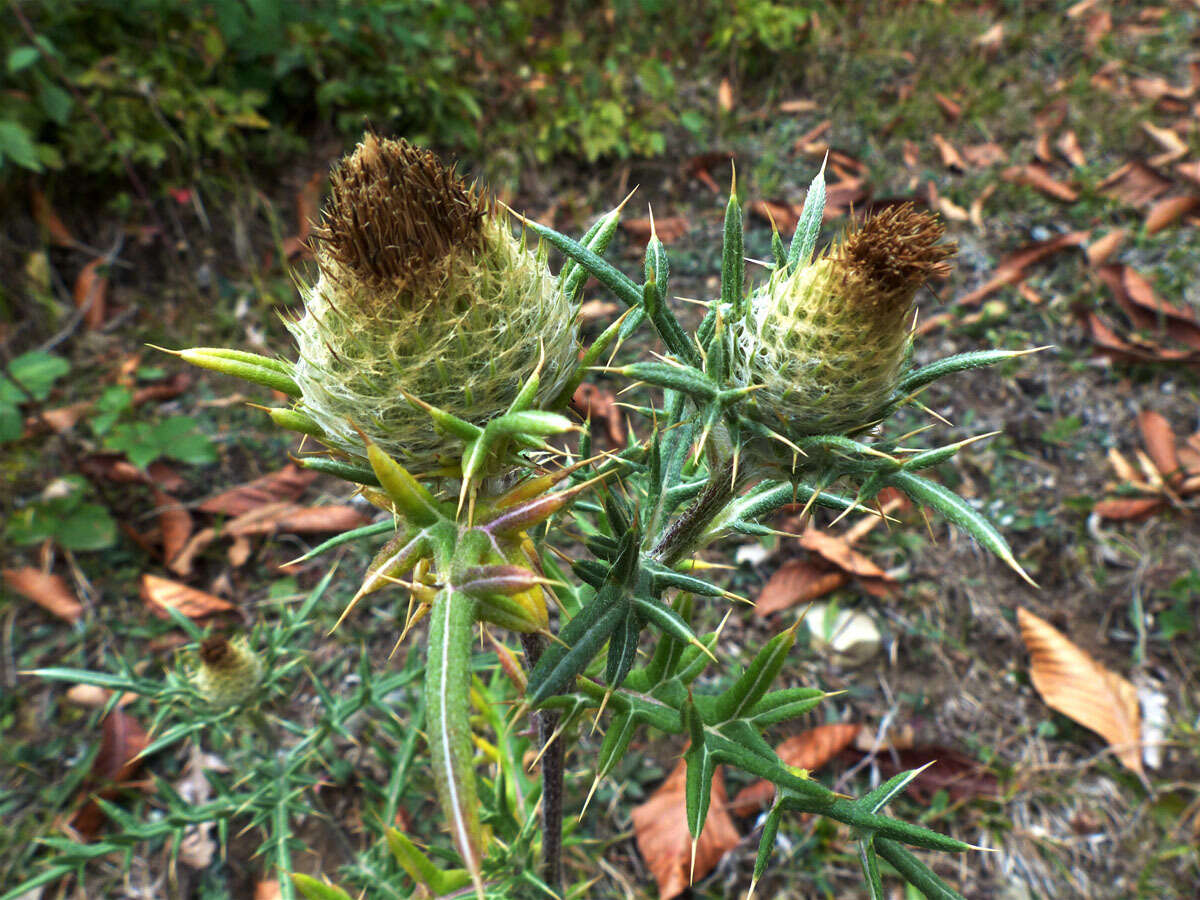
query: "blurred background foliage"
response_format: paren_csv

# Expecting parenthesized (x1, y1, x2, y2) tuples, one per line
(0, 0, 816, 182)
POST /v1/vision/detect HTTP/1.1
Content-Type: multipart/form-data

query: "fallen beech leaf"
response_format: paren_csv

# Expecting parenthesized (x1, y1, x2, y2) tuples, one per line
(1099, 266, 1200, 352)
(750, 199, 799, 233)
(1083, 9, 1112, 49)
(1137, 411, 1181, 484)
(1082, 308, 1200, 367)
(1100, 161, 1171, 207)
(254, 881, 283, 900)
(66, 684, 135, 708)
(169, 527, 219, 577)
(279, 170, 325, 260)
(731, 724, 860, 814)
(620, 216, 690, 245)
(1003, 163, 1078, 202)
(1056, 130, 1086, 168)
(799, 528, 889, 580)
(1066, 0, 1103, 18)
(1141, 122, 1188, 167)
(131, 372, 192, 407)
(153, 490, 193, 566)
(632, 757, 739, 899)
(227, 534, 254, 567)
(1176, 160, 1200, 186)
(717, 77, 733, 112)
(31, 188, 76, 246)
(969, 183, 997, 229)
(223, 503, 370, 536)
(959, 231, 1089, 306)
(73, 258, 108, 330)
(571, 382, 626, 448)
(756, 558, 849, 616)
(778, 98, 817, 114)
(3, 567, 82, 623)
(1086, 229, 1127, 265)
(792, 120, 832, 154)
(961, 143, 1007, 169)
(26, 400, 93, 435)
(70, 710, 151, 839)
(578, 299, 620, 323)
(1144, 196, 1200, 234)
(933, 93, 962, 121)
(141, 574, 233, 619)
(902, 140, 921, 169)
(824, 178, 870, 219)
(684, 153, 732, 193)
(1017, 607, 1143, 773)
(932, 134, 966, 171)
(198, 465, 317, 516)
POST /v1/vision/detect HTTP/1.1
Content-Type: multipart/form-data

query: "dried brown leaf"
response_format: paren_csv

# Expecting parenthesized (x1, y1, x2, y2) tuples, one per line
(799, 528, 889, 580)
(717, 78, 734, 112)
(958, 231, 1089, 306)
(932, 134, 966, 171)
(621, 215, 690, 245)
(1099, 161, 1171, 207)
(223, 503, 370, 536)
(571, 382, 627, 448)
(1086, 229, 1127, 265)
(73, 258, 107, 330)
(1017, 607, 1143, 773)
(70, 710, 151, 839)
(153, 490, 193, 566)
(961, 142, 1007, 169)
(1137, 411, 1181, 484)
(1141, 121, 1188, 166)
(756, 558, 848, 617)
(1003, 163, 1079, 202)
(3, 567, 82, 623)
(632, 757, 740, 899)
(1144, 195, 1200, 234)
(933, 93, 962, 121)
(730, 724, 861, 814)
(792, 120, 832, 155)
(198, 465, 317, 516)
(749, 199, 799, 233)
(141, 574, 233, 619)
(1056, 130, 1087, 168)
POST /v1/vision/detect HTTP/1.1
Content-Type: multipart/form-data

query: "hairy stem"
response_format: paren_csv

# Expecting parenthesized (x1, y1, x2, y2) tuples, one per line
(520, 632, 563, 889)
(652, 460, 739, 567)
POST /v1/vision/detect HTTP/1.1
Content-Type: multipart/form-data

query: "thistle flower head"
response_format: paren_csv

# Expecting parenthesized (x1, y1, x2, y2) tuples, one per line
(191, 634, 263, 707)
(736, 204, 954, 439)
(287, 134, 578, 467)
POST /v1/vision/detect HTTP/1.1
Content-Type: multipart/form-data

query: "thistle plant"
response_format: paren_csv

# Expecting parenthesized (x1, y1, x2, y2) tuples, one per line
(29, 136, 1040, 900)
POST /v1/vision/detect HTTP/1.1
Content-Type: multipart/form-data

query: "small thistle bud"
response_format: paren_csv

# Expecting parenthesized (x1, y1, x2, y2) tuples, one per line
(737, 205, 954, 438)
(192, 635, 263, 707)
(287, 134, 578, 467)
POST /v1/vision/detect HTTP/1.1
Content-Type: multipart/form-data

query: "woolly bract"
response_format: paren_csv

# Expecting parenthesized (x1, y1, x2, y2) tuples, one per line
(736, 205, 953, 440)
(285, 136, 577, 467)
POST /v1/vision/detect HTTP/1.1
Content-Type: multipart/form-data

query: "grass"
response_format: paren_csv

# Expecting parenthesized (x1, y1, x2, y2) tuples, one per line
(3, 1, 1200, 898)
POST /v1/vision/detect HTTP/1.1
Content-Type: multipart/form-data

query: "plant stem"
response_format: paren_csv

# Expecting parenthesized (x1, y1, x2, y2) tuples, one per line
(651, 459, 739, 566)
(520, 632, 563, 889)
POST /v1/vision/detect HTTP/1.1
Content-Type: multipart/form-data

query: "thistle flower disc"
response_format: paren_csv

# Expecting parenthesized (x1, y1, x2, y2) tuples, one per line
(286, 135, 578, 467)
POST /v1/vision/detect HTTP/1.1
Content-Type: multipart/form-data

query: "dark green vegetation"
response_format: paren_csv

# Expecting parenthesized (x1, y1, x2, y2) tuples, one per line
(3, 2, 1199, 899)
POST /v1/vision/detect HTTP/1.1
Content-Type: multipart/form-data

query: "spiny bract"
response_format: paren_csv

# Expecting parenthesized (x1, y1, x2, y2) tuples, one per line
(286, 134, 578, 468)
